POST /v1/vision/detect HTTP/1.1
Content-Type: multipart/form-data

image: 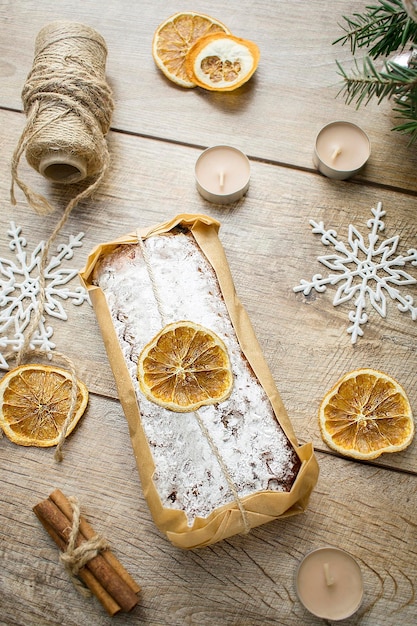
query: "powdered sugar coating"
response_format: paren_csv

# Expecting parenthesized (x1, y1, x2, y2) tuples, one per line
(95, 230, 299, 524)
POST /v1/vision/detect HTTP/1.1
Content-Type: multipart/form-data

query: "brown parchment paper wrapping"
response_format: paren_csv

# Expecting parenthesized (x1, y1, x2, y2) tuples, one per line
(79, 214, 319, 549)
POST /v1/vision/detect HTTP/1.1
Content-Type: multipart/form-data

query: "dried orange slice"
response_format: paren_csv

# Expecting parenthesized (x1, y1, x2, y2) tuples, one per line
(0, 364, 88, 447)
(319, 368, 414, 460)
(152, 12, 231, 88)
(185, 32, 260, 91)
(137, 321, 233, 412)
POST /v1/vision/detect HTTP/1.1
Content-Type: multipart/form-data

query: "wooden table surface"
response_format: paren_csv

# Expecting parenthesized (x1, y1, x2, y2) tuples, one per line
(1, 1, 416, 624)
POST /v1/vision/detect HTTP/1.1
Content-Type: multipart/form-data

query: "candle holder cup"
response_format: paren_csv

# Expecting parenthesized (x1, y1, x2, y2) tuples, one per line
(295, 546, 364, 621)
(195, 145, 250, 204)
(314, 121, 371, 180)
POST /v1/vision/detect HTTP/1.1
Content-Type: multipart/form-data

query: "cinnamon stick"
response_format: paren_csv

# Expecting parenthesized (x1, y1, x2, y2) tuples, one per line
(49, 489, 140, 594)
(33, 494, 139, 614)
(34, 513, 121, 616)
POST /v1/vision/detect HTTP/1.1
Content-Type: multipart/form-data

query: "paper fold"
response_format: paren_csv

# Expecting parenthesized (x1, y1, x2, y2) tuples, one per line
(80, 214, 319, 549)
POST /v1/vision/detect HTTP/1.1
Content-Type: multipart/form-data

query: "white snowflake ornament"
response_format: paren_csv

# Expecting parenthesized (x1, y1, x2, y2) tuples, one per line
(294, 202, 417, 343)
(0, 222, 90, 368)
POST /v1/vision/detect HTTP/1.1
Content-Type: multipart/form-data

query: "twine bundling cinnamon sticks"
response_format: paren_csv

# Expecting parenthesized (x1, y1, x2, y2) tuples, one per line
(33, 489, 140, 616)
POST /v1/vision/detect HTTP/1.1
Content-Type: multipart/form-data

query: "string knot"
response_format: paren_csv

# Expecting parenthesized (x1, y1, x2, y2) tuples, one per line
(59, 496, 110, 596)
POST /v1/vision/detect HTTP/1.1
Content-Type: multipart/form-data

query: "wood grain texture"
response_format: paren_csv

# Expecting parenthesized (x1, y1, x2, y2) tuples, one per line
(0, 1, 416, 624)
(0, 1, 417, 191)
(1, 110, 415, 472)
(1, 398, 416, 625)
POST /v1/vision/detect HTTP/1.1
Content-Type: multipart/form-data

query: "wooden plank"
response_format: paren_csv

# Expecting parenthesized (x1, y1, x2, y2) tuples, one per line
(0, 1, 416, 620)
(0, 1, 417, 191)
(0, 393, 415, 624)
(1, 109, 415, 475)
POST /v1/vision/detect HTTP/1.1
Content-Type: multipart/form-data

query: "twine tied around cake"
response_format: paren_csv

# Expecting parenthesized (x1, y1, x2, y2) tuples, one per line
(4, 22, 114, 460)
(137, 235, 251, 535)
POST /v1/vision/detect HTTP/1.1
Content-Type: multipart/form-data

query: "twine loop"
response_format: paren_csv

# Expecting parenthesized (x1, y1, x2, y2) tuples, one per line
(4, 22, 113, 461)
(1, 348, 80, 462)
(59, 496, 109, 596)
(22, 61, 113, 134)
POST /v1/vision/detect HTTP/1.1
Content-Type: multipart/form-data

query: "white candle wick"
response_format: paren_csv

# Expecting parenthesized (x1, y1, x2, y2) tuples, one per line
(323, 562, 335, 587)
(219, 170, 225, 190)
(331, 147, 342, 162)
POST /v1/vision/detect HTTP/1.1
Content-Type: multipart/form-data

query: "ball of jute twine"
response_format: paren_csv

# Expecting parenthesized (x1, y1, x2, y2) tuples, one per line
(3, 22, 114, 461)
(11, 20, 114, 214)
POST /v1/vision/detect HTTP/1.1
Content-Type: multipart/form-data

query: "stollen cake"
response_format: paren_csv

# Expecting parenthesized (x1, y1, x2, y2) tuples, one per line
(80, 214, 318, 548)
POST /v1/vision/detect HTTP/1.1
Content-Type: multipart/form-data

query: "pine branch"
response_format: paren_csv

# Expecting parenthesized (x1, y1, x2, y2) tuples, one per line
(393, 108, 417, 142)
(336, 57, 417, 104)
(336, 56, 417, 141)
(392, 78, 417, 142)
(334, 0, 417, 58)
(334, 1, 417, 141)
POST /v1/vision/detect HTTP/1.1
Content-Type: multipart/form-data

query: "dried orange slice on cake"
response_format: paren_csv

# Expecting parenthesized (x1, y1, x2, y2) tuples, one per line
(185, 33, 260, 91)
(137, 321, 233, 412)
(319, 368, 414, 460)
(0, 364, 88, 447)
(152, 12, 231, 88)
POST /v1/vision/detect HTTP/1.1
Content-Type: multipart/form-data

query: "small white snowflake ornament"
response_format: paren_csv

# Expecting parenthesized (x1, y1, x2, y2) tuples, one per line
(0, 222, 90, 368)
(294, 202, 417, 343)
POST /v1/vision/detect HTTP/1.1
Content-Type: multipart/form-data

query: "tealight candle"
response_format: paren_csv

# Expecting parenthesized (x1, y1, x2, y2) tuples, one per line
(195, 145, 250, 204)
(314, 121, 370, 180)
(296, 547, 363, 621)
